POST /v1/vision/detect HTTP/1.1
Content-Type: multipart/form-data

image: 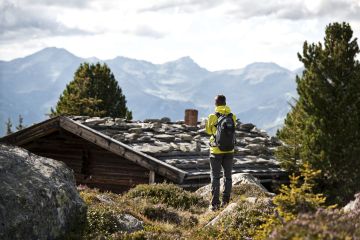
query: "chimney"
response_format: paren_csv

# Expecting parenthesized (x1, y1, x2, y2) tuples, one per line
(185, 109, 198, 126)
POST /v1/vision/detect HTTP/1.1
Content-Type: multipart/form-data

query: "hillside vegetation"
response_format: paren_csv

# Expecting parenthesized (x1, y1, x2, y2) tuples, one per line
(76, 180, 360, 240)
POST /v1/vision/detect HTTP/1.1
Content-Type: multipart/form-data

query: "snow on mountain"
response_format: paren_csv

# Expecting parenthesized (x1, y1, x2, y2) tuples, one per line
(0, 48, 298, 136)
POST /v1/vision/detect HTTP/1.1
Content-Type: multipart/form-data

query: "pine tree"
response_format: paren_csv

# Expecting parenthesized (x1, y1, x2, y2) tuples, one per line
(125, 110, 133, 121)
(276, 102, 306, 173)
(277, 22, 360, 204)
(16, 114, 25, 131)
(51, 62, 129, 118)
(6, 118, 12, 135)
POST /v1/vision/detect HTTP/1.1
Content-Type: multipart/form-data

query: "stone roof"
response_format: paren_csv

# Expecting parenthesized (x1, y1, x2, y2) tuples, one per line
(69, 116, 285, 183)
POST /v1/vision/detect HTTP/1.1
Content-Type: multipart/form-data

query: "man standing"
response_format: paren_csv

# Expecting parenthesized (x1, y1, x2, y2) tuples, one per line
(205, 95, 237, 210)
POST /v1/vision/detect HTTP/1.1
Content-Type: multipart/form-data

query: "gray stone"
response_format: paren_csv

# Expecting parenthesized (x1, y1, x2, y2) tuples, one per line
(343, 193, 360, 213)
(85, 117, 107, 125)
(129, 128, 143, 134)
(239, 123, 255, 131)
(0, 144, 87, 240)
(112, 134, 125, 142)
(115, 213, 144, 233)
(143, 118, 163, 123)
(114, 118, 126, 124)
(178, 142, 197, 152)
(196, 173, 268, 198)
(176, 133, 193, 141)
(206, 203, 238, 227)
(125, 133, 139, 141)
(154, 134, 175, 142)
(246, 143, 267, 153)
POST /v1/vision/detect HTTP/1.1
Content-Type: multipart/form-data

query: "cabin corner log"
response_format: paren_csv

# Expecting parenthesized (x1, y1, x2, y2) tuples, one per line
(59, 116, 187, 183)
(149, 171, 155, 184)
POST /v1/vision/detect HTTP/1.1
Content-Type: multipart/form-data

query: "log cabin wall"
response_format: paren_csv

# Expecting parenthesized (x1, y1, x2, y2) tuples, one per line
(21, 128, 150, 193)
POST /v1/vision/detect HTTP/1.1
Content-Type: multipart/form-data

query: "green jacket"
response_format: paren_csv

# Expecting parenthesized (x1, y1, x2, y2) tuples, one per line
(205, 105, 237, 154)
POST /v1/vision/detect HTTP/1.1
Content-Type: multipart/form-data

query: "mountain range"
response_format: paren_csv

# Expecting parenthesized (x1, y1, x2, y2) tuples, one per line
(0, 47, 299, 136)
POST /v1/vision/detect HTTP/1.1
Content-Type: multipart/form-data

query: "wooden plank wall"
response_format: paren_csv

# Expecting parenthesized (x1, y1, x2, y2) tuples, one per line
(21, 129, 149, 193)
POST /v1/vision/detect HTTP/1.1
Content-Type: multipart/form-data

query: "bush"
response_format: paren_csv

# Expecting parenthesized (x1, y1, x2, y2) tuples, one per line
(85, 204, 123, 238)
(126, 183, 207, 211)
(141, 204, 181, 224)
(269, 208, 360, 239)
(255, 162, 330, 239)
(113, 225, 183, 240)
(192, 200, 273, 240)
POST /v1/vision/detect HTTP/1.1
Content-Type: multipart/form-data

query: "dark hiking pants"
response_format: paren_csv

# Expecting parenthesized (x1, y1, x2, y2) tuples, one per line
(209, 153, 234, 207)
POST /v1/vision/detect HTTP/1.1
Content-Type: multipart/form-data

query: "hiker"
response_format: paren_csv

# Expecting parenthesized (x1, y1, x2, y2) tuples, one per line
(205, 95, 237, 211)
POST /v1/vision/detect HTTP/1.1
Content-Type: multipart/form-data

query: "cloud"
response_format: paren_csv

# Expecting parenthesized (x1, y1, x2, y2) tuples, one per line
(21, 0, 94, 8)
(139, 0, 220, 13)
(123, 25, 165, 39)
(0, 1, 93, 42)
(227, 0, 360, 20)
(139, 0, 360, 21)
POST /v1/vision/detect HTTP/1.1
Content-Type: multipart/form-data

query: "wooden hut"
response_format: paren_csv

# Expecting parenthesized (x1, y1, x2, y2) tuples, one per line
(0, 116, 287, 192)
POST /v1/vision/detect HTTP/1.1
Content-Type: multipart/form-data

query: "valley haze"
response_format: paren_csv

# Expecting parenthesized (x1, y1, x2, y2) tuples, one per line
(0, 47, 299, 136)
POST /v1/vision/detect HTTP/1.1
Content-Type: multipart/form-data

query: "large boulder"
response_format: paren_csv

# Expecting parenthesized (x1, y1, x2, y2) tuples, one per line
(196, 173, 269, 198)
(343, 192, 360, 213)
(0, 144, 87, 240)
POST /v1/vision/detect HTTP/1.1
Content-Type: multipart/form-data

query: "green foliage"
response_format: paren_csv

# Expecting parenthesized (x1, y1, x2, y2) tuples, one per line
(276, 22, 360, 204)
(15, 114, 25, 131)
(85, 204, 122, 238)
(276, 103, 306, 173)
(51, 62, 129, 118)
(116, 225, 183, 240)
(125, 110, 133, 121)
(192, 200, 273, 240)
(256, 162, 329, 239)
(268, 208, 360, 239)
(141, 204, 181, 224)
(126, 183, 207, 211)
(5, 117, 12, 135)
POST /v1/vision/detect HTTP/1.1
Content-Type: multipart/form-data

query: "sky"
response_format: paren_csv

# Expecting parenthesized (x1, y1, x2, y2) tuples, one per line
(1, 0, 360, 71)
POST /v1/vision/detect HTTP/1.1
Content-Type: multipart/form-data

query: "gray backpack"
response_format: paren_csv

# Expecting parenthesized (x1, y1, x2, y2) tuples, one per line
(214, 112, 236, 151)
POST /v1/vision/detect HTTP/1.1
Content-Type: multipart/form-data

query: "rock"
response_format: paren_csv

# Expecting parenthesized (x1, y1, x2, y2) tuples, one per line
(114, 118, 126, 124)
(95, 194, 115, 205)
(246, 143, 267, 153)
(0, 144, 87, 240)
(270, 136, 282, 146)
(179, 142, 199, 152)
(235, 147, 252, 155)
(129, 128, 143, 134)
(113, 133, 125, 142)
(154, 134, 175, 142)
(245, 197, 273, 206)
(115, 213, 144, 233)
(135, 144, 173, 154)
(125, 133, 139, 141)
(343, 193, 360, 213)
(143, 118, 163, 123)
(85, 117, 107, 125)
(239, 123, 255, 131)
(196, 173, 269, 198)
(176, 133, 193, 141)
(206, 203, 238, 227)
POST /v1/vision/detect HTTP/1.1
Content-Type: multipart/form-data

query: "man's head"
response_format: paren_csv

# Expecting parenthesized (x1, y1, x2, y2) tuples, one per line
(215, 95, 226, 106)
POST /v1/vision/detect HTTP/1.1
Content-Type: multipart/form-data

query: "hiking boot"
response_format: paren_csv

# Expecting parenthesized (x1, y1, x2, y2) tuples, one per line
(209, 204, 220, 211)
(220, 201, 229, 208)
